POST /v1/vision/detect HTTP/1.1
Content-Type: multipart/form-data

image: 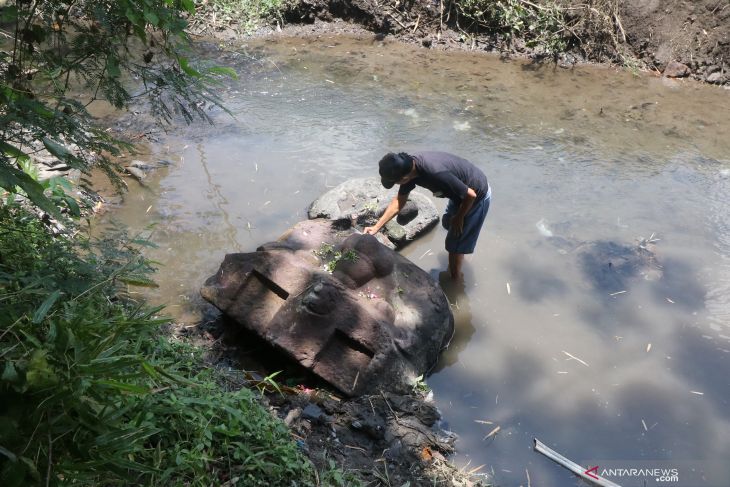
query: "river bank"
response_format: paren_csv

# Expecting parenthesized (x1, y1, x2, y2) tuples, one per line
(190, 0, 730, 85)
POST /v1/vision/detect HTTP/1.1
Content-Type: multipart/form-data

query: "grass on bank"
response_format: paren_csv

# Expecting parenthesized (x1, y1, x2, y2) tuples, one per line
(193, 0, 635, 66)
(0, 204, 329, 486)
(446, 0, 630, 61)
(191, 0, 291, 33)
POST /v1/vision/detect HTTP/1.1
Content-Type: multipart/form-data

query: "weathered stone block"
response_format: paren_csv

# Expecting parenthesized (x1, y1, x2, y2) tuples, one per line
(201, 219, 453, 396)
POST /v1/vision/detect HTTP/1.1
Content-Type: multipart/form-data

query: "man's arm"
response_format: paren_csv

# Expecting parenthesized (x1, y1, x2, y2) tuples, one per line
(449, 187, 477, 236)
(364, 193, 409, 234)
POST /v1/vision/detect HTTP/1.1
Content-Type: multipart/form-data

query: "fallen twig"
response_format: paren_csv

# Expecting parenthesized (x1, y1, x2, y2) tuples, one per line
(562, 350, 590, 367)
(534, 438, 621, 487)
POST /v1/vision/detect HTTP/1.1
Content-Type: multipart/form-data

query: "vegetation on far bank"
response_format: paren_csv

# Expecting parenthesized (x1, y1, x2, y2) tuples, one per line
(191, 0, 634, 65)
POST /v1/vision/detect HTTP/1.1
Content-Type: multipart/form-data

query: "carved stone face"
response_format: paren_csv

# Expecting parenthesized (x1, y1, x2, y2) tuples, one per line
(201, 219, 453, 396)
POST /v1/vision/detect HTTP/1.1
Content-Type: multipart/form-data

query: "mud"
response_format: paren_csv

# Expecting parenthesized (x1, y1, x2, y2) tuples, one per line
(175, 311, 487, 486)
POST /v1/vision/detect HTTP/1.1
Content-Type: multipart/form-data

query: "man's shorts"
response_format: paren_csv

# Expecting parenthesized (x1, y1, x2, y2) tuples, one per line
(442, 188, 491, 254)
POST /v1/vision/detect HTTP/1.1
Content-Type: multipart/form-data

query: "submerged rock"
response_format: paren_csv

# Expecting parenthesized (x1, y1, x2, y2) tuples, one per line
(536, 219, 663, 293)
(307, 177, 439, 247)
(201, 219, 453, 396)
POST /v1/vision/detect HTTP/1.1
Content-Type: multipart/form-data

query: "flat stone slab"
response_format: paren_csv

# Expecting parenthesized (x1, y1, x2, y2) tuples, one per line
(201, 219, 454, 396)
(307, 177, 439, 247)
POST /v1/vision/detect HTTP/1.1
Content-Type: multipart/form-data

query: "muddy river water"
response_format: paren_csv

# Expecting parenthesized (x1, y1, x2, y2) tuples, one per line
(100, 35, 730, 486)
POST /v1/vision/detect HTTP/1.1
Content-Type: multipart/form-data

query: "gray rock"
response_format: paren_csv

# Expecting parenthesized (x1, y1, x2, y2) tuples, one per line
(308, 177, 439, 247)
(706, 72, 726, 84)
(201, 219, 454, 396)
(302, 404, 326, 422)
(663, 60, 690, 78)
(384, 221, 407, 243)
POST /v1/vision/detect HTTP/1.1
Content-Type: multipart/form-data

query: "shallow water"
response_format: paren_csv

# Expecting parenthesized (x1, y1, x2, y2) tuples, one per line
(100, 35, 730, 486)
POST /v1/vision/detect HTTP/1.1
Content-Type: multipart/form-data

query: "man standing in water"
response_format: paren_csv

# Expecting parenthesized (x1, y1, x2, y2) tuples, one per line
(364, 151, 491, 280)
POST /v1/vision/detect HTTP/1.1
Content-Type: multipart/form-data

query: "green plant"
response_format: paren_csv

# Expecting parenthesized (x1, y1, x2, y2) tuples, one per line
(191, 0, 290, 34)
(316, 458, 364, 486)
(313, 244, 359, 273)
(451, 0, 567, 54)
(412, 374, 430, 394)
(0, 204, 313, 486)
(448, 0, 629, 62)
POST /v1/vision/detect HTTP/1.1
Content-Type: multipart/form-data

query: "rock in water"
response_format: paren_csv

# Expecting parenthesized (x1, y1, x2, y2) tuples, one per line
(307, 177, 439, 247)
(663, 60, 690, 78)
(201, 219, 454, 396)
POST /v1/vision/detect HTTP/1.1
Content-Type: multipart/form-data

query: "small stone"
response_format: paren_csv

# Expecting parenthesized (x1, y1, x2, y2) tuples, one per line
(384, 220, 407, 242)
(706, 72, 726, 84)
(663, 61, 690, 78)
(351, 420, 363, 429)
(302, 404, 324, 422)
(284, 407, 302, 426)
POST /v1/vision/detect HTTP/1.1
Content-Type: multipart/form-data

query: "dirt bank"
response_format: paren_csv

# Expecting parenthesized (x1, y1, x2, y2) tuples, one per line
(620, 0, 729, 82)
(192, 0, 730, 85)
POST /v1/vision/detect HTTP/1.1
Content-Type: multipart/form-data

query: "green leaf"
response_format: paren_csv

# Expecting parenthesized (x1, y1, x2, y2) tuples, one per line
(106, 58, 121, 79)
(0, 166, 61, 218)
(41, 137, 72, 161)
(62, 195, 81, 217)
(141, 361, 159, 379)
(178, 57, 201, 77)
(0, 6, 19, 23)
(181, 0, 195, 14)
(207, 66, 238, 79)
(32, 290, 61, 324)
(1, 363, 20, 383)
(94, 380, 150, 394)
(125, 8, 140, 25)
(118, 275, 159, 288)
(0, 141, 29, 162)
(144, 11, 159, 26)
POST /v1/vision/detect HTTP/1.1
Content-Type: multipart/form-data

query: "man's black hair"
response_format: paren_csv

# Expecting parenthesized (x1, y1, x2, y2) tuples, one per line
(378, 152, 413, 189)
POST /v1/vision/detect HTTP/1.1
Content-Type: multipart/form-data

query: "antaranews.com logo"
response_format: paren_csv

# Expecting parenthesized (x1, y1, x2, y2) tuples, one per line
(585, 465, 680, 484)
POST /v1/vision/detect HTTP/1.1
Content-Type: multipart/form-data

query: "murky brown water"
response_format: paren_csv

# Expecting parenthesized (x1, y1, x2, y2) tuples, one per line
(98, 35, 730, 486)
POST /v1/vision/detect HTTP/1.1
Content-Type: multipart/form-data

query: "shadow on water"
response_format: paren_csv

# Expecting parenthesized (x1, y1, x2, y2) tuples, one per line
(650, 256, 706, 311)
(506, 253, 569, 303)
(431, 270, 477, 373)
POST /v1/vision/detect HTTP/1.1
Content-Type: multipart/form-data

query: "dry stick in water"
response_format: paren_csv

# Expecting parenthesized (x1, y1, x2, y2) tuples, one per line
(534, 438, 622, 487)
(562, 350, 590, 367)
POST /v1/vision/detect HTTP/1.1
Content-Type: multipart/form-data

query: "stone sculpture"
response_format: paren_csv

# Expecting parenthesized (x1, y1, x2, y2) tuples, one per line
(201, 219, 454, 396)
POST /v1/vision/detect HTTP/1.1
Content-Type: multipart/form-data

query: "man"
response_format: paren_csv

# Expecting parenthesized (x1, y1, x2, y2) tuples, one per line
(364, 151, 491, 280)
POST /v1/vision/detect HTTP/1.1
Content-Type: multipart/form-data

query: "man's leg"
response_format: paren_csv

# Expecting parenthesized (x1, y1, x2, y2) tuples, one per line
(448, 252, 464, 280)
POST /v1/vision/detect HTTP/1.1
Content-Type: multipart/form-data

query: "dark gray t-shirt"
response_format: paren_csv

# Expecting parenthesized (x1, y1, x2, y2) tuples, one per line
(398, 151, 489, 204)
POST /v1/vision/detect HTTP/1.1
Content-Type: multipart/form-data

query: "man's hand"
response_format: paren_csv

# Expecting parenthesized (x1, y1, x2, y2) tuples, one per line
(450, 187, 476, 238)
(450, 215, 465, 236)
(363, 226, 378, 235)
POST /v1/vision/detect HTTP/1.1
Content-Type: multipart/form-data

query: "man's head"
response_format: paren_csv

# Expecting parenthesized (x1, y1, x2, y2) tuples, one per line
(378, 152, 413, 189)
